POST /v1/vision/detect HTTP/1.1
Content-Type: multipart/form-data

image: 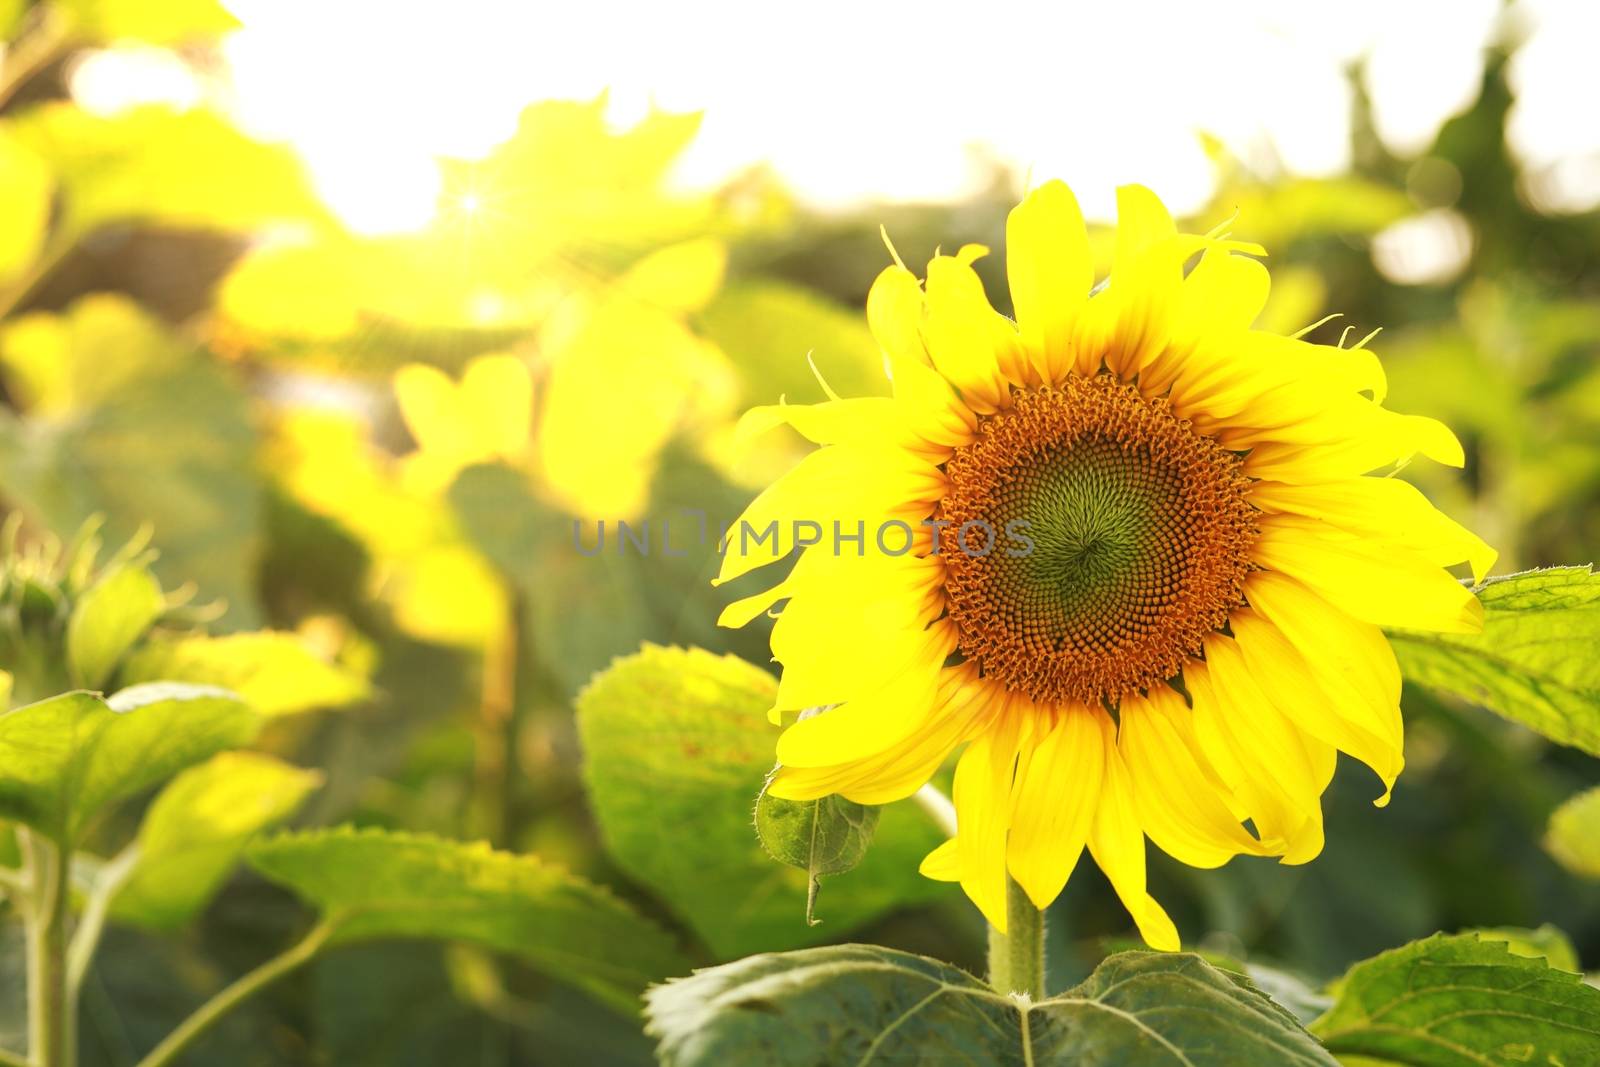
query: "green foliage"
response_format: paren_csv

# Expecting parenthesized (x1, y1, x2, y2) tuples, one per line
(120, 632, 369, 717)
(0, 683, 256, 842)
(646, 945, 1338, 1066)
(1389, 567, 1600, 755)
(0, 297, 262, 626)
(700, 281, 886, 404)
(111, 751, 322, 929)
(247, 827, 689, 1014)
(1544, 786, 1600, 880)
(754, 788, 878, 927)
(1311, 934, 1600, 1065)
(576, 644, 945, 959)
(64, 561, 163, 689)
(1461, 924, 1582, 973)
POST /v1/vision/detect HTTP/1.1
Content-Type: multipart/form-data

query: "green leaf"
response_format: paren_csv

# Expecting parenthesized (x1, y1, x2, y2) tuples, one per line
(247, 827, 688, 1014)
(65, 561, 164, 689)
(111, 751, 321, 929)
(120, 631, 369, 716)
(0, 683, 257, 842)
(1461, 925, 1582, 974)
(1545, 786, 1600, 880)
(754, 788, 878, 927)
(576, 645, 946, 959)
(700, 281, 887, 405)
(646, 945, 1338, 1066)
(1387, 566, 1600, 756)
(1311, 933, 1600, 1065)
(448, 462, 653, 697)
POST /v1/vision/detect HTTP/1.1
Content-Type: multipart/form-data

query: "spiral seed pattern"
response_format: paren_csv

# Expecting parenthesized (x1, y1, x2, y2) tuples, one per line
(938, 374, 1258, 705)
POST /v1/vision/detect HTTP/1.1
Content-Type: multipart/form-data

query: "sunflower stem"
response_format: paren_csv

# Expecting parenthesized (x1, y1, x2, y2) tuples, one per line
(986, 875, 1045, 998)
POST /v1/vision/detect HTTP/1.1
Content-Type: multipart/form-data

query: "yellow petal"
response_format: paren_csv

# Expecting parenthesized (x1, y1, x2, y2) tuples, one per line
(1244, 570, 1403, 754)
(922, 250, 1018, 412)
(1006, 179, 1092, 386)
(1187, 648, 1329, 864)
(1005, 704, 1107, 909)
(1230, 609, 1403, 804)
(1087, 739, 1181, 951)
(735, 396, 898, 448)
(771, 666, 997, 804)
(918, 837, 961, 881)
(713, 442, 943, 585)
(773, 643, 948, 767)
(866, 263, 930, 375)
(1118, 686, 1271, 868)
(1254, 514, 1483, 633)
(1250, 476, 1496, 583)
(951, 703, 1028, 932)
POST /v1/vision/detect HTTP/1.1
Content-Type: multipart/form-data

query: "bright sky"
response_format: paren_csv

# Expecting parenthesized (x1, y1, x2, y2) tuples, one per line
(64, 0, 1600, 239)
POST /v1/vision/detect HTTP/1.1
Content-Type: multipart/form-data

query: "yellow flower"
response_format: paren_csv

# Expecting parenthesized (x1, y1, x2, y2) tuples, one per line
(716, 181, 1495, 949)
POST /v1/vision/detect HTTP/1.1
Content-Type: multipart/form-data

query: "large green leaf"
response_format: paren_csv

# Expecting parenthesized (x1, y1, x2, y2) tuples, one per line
(576, 644, 946, 959)
(65, 560, 164, 689)
(111, 751, 322, 929)
(0, 683, 257, 842)
(1387, 566, 1600, 755)
(1311, 933, 1600, 1065)
(1545, 786, 1600, 880)
(246, 827, 688, 1014)
(646, 945, 1338, 1066)
(120, 631, 369, 716)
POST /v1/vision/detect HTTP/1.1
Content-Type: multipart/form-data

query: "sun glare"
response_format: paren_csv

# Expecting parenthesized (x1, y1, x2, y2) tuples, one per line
(48, 0, 1566, 235)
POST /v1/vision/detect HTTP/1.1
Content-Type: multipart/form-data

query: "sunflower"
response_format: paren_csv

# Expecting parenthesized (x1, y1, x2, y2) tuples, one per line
(716, 181, 1494, 949)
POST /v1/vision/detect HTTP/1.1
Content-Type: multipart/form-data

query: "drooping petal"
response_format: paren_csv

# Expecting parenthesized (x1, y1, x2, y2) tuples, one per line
(1118, 686, 1271, 868)
(947, 699, 1028, 931)
(1087, 736, 1181, 951)
(1229, 608, 1403, 805)
(1186, 644, 1330, 865)
(1243, 570, 1403, 755)
(1005, 703, 1107, 909)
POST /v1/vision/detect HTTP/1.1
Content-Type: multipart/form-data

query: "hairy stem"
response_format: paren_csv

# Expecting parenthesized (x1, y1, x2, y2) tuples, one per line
(987, 875, 1046, 999)
(134, 918, 339, 1067)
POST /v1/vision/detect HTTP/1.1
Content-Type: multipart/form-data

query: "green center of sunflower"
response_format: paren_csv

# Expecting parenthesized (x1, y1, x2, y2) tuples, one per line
(938, 374, 1258, 706)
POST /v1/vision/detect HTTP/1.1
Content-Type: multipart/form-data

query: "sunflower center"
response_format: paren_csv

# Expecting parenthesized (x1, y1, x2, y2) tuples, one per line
(937, 374, 1258, 706)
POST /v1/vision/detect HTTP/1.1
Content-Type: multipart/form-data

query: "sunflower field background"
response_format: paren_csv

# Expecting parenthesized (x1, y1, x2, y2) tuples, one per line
(0, 1, 1598, 1064)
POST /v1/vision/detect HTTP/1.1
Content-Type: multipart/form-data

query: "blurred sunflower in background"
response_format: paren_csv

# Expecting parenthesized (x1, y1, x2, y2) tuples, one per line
(719, 179, 1496, 949)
